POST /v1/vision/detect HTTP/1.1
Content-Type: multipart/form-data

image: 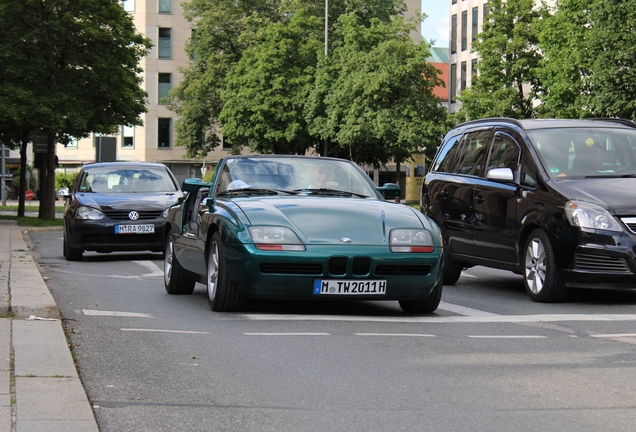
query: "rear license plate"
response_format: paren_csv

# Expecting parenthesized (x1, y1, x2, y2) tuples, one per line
(313, 279, 386, 295)
(114, 224, 155, 234)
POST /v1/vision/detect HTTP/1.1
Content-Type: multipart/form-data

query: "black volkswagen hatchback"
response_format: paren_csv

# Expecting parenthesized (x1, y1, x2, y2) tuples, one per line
(421, 118, 636, 302)
(58, 162, 183, 261)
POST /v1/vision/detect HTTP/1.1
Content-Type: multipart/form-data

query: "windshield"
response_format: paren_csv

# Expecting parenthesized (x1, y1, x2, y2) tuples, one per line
(527, 127, 636, 179)
(79, 166, 179, 193)
(215, 157, 379, 198)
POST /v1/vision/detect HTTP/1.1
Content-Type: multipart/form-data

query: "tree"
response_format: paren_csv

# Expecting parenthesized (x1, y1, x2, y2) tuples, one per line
(305, 13, 447, 168)
(0, 0, 150, 219)
(455, 0, 543, 121)
(586, 0, 636, 120)
(170, 0, 407, 159)
(535, 0, 592, 118)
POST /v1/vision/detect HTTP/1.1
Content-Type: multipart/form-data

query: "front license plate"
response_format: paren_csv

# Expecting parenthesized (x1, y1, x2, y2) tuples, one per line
(313, 279, 387, 295)
(114, 224, 155, 234)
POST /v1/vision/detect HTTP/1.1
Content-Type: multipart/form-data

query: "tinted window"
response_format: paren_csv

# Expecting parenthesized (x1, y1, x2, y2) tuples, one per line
(454, 129, 491, 176)
(487, 133, 520, 172)
(432, 135, 461, 173)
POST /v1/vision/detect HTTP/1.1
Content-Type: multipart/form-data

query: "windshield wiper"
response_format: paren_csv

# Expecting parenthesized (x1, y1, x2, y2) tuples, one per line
(217, 188, 298, 197)
(294, 188, 369, 198)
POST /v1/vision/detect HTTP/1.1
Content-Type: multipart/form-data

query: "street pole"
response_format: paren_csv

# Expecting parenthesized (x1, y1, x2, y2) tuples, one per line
(1, 142, 6, 206)
(324, 0, 329, 157)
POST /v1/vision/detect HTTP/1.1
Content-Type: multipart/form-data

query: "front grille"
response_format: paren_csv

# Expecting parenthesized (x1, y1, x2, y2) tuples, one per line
(328, 257, 347, 276)
(352, 257, 371, 275)
(621, 217, 636, 234)
(102, 210, 163, 221)
(375, 265, 431, 276)
(260, 263, 322, 275)
(574, 253, 631, 274)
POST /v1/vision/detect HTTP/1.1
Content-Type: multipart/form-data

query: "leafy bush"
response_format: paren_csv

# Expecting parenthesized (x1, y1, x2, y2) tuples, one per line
(55, 171, 78, 190)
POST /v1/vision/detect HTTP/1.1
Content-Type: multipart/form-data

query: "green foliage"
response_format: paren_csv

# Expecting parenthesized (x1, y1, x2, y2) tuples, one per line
(55, 172, 78, 190)
(455, 0, 543, 121)
(306, 13, 447, 164)
(11, 166, 36, 190)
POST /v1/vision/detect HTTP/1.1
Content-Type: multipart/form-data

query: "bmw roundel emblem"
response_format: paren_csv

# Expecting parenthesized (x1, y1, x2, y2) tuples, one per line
(339, 237, 352, 244)
(128, 211, 140, 221)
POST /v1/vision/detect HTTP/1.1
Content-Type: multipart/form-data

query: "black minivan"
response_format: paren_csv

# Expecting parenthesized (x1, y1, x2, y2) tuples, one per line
(421, 118, 636, 302)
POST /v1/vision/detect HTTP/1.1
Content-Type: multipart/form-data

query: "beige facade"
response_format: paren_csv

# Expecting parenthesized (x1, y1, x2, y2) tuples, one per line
(448, 0, 556, 113)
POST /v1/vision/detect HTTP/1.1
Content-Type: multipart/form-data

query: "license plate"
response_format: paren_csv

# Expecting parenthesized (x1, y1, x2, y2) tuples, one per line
(114, 224, 155, 234)
(313, 279, 387, 295)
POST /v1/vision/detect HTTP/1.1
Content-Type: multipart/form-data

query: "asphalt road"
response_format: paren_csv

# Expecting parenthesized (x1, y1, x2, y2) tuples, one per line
(27, 230, 636, 432)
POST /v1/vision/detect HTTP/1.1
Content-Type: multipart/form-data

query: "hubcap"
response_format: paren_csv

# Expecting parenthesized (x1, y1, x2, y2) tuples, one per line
(525, 238, 547, 294)
(207, 241, 219, 301)
(164, 239, 173, 285)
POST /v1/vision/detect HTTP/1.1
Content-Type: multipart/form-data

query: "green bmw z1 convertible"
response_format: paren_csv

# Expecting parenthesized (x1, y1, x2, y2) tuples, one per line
(163, 155, 444, 314)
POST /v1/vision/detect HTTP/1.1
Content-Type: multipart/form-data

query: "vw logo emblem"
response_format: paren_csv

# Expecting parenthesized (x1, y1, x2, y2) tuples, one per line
(339, 237, 352, 244)
(128, 211, 140, 221)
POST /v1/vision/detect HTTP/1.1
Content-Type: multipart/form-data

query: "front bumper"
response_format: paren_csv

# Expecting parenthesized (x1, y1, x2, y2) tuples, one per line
(222, 243, 443, 300)
(67, 219, 167, 253)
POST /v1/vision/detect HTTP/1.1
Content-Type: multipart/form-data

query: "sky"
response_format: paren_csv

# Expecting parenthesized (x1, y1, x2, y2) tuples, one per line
(420, 0, 450, 47)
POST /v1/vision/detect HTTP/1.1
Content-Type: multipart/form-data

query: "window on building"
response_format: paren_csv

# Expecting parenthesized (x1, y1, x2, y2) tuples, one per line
(484, 3, 489, 24)
(472, 7, 478, 41)
(451, 14, 457, 54)
(450, 63, 457, 103)
(471, 58, 478, 83)
(158, 118, 172, 148)
(158, 28, 172, 59)
(190, 29, 199, 60)
(122, 125, 134, 148)
(461, 11, 467, 52)
(158, 0, 172, 13)
(452, 0, 457, 4)
(121, 0, 134, 13)
(158, 73, 172, 103)
(461, 62, 467, 91)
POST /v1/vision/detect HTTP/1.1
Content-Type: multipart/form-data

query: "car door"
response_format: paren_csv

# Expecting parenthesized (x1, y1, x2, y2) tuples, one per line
(472, 130, 522, 263)
(433, 128, 492, 257)
(173, 187, 210, 277)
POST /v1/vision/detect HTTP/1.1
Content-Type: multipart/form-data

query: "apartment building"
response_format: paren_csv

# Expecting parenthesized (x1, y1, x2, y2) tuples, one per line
(55, 0, 423, 183)
(448, 0, 555, 113)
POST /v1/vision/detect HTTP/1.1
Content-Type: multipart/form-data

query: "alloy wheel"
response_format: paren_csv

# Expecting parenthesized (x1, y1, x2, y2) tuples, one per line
(207, 241, 219, 302)
(525, 238, 547, 294)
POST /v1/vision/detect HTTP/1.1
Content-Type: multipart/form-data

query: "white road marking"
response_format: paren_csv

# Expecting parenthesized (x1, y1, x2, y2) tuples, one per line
(241, 313, 636, 324)
(354, 333, 436, 337)
(438, 301, 498, 316)
(467, 335, 547, 339)
(83, 310, 154, 318)
(244, 332, 330, 336)
(120, 328, 209, 334)
(131, 260, 164, 277)
(590, 333, 636, 338)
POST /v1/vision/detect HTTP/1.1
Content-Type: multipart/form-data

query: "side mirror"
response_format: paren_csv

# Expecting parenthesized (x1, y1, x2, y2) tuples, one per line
(377, 183, 401, 199)
(486, 168, 514, 182)
(56, 188, 71, 199)
(181, 178, 213, 193)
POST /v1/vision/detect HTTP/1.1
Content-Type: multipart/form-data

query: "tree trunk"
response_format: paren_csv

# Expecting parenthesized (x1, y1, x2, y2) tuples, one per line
(17, 137, 28, 218)
(37, 132, 57, 220)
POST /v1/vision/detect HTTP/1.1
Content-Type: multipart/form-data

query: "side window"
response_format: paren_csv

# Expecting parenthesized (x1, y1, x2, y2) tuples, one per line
(432, 135, 461, 173)
(454, 129, 492, 176)
(520, 157, 537, 188)
(487, 133, 520, 172)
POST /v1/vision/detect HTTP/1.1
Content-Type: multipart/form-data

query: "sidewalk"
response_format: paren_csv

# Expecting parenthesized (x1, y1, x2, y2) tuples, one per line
(0, 220, 98, 431)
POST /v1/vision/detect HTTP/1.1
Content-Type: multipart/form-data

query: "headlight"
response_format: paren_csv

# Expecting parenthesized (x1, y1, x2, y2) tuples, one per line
(76, 206, 104, 220)
(162, 208, 170, 218)
(565, 200, 622, 232)
(390, 229, 435, 253)
(248, 226, 305, 251)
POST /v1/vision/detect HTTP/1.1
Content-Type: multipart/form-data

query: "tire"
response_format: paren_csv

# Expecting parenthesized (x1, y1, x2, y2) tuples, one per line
(164, 234, 195, 295)
(442, 246, 462, 285)
(399, 280, 443, 314)
(63, 227, 83, 261)
(523, 229, 569, 302)
(207, 231, 244, 312)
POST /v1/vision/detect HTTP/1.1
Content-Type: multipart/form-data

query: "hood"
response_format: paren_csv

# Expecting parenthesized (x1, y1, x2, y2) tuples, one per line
(234, 196, 424, 245)
(553, 178, 636, 216)
(76, 192, 181, 211)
